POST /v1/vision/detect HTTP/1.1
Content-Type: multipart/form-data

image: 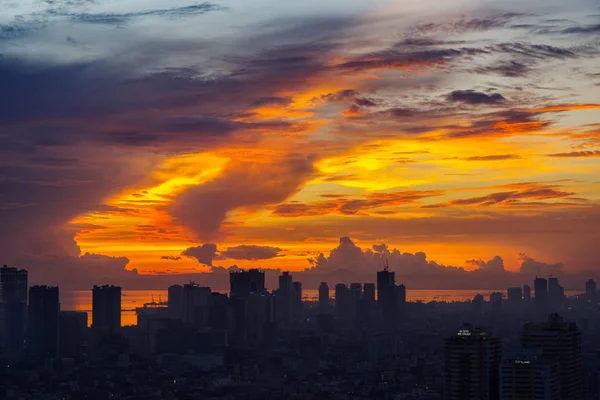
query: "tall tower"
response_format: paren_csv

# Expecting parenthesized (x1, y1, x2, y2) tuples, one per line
(59, 311, 88, 359)
(276, 272, 293, 326)
(500, 350, 560, 400)
(182, 283, 211, 327)
(507, 287, 523, 310)
(548, 277, 564, 312)
(534, 277, 548, 318)
(363, 283, 375, 303)
(167, 284, 184, 320)
(444, 324, 502, 400)
(28, 286, 60, 359)
(92, 285, 121, 334)
(0, 265, 28, 357)
(522, 314, 582, 400)
(585, 279, 597, 305)
(523, 285, 531, 303)
(377, 267, 396, 327)
(230, 269, 265, 298)
(318, 282, 329, 313)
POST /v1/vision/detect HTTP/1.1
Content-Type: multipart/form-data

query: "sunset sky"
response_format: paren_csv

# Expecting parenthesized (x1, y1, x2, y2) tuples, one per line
(1, 0, 599, 288)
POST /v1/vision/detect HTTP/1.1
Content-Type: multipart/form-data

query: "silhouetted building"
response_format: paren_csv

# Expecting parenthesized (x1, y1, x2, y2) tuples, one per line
(28, 286, 60, 359)
(363, 283, 375, 303)
(182, 283, 211, 327)
(500, 350, 560, 400)
(335, 283, 352, 323)
(230, 269, 265, 298)
(522, 314, 582, 400)
(396, 284, 406, 316)
(0, 265, 28, 357)
(275, 272, 293, 326)
(548, 277, 564, 312)
(208, 292, 229, 330)
(523, 285, 531, 303)
(472, 294, 484, 322)
(490, 292, 503, 313)
(377, 268, 396, 327)
(292, 281, 302, 323)
(92, 285, 121, 334)
(534, 278, 548, 317)
(59, 311, 88, 359)
(586, 279, 596, 305)
(445, 324, 501, 400)
(318, 282, 329, 313)
(507, 287, 522, 310)
(167, 284, 183, 320)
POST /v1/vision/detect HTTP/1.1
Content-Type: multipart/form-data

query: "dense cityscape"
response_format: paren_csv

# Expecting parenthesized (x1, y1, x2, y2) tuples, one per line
(1, 263, 599, 399)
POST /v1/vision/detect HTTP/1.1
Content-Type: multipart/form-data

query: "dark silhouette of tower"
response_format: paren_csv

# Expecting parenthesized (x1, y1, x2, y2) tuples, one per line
(0, 265, 28, 358)
(534, 277, 548, 317)
(548, 277, 564, 312)
(92, 285, 121, 334)
(182, 283, 211, 327)
(500, 350, 560, 400)
(230, 269, 265, 298)
(275, 272, 293, 326)
(363, 283, 375, 303)
(59, 311, 88, 359)
(444, 324, 501, 400)
(292, 281, 302, 323)
(522, 314, 582, 400)
(523, 285, 531, 303)
(585, 279, 596, 305)
(28, 285, 60, 359)
(167, 284, 183, 320)
(318, 282, 329, 313)
(377, 267, 396, 327)
(507, 287, 522, 310)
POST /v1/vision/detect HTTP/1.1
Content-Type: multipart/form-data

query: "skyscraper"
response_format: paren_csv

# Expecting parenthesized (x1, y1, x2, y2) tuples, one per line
(507, 287, 522, 310)
(444, 324, 502, 400)
(548, 277, 564, 312)
(275, 272, 293, 326)
(182, 283, 211, 327)
(523, 285, 531, 303)
(92, 285, 121, 334)
(28, 286, 60, 359)
(500, 350, 560, 400)
(377, 268, 396, 327)
(522, 314, 582, 400)
(490, 292, 503, 313)
(585, 279, 596, 305)
(292, 281, 302, 323)
(335, 283, 351, 322)
(59, 311, 88, 359)
(230, 269, 265, 298)
(363, 283, 375, 303)
(318, 282, 329, 313)
(0, 265, 28, 358)
(167, 284, 183, 320)
(534, 278, 548, 317)
(396, 283, 406, 315)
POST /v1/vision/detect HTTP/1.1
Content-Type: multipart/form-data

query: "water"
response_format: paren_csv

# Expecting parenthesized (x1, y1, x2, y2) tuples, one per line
(62, 289, 584, 326)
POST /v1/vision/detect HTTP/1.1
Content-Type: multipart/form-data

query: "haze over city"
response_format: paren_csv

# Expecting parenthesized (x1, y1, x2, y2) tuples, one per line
(1, 0, 600, 290)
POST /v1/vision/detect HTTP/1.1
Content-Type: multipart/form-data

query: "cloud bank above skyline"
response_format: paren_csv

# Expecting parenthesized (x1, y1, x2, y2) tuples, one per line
(1, 0, 599, 289)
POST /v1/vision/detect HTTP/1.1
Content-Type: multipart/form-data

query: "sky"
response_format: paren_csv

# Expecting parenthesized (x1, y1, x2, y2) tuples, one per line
(1, 0, 600, 289)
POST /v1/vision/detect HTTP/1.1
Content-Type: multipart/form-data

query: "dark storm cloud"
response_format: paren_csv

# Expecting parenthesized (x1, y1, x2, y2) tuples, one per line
(219, 245, 283, 261)
(65, 3, 226, 25)
(447, 90, 506, 105)
(409, 13, 528, 35)
(161, 255, 182, 261)
(475, 61, 531, 77)
(182, 244, 218, 266)
(548, 150, 600, 157)
(491, 43, 578, 60)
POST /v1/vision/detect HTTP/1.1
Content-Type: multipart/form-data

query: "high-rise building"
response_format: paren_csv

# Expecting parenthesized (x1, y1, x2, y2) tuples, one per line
(92, 285, 121, 334)
(507, 287, 522, 310)
(167, 284, 183, 320)
(548, 277, 564, 312)
(585, 279, 596, 305)
(230, 269, 265, 298)
(534, 278, 548, 317)
(472, 294, 484, 321)
(335, 283, 352, 322)
(396, 284, 406, 315)
(182, 283, 211, 327)
(444, 324, 502, 400)
(28, 286, 60, 359)
(377, 268, 396, 327)
(208, 292, 229, 330)
(523, 285, 531, 303)
(522, 314, 582, 400)
(490, 292, 503, 313)
(318, 282, 329, 313)
(363, 283, 375, 303)
(59, 311, 88, 359)
(275, 272, 294, 326)
(500, 350, 560, 400)
(0, 265, 28, 357)
(292, 281, 302, 323)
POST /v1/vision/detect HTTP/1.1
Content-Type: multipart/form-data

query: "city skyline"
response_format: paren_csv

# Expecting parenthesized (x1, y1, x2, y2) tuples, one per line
(1, 0, 600, 289)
